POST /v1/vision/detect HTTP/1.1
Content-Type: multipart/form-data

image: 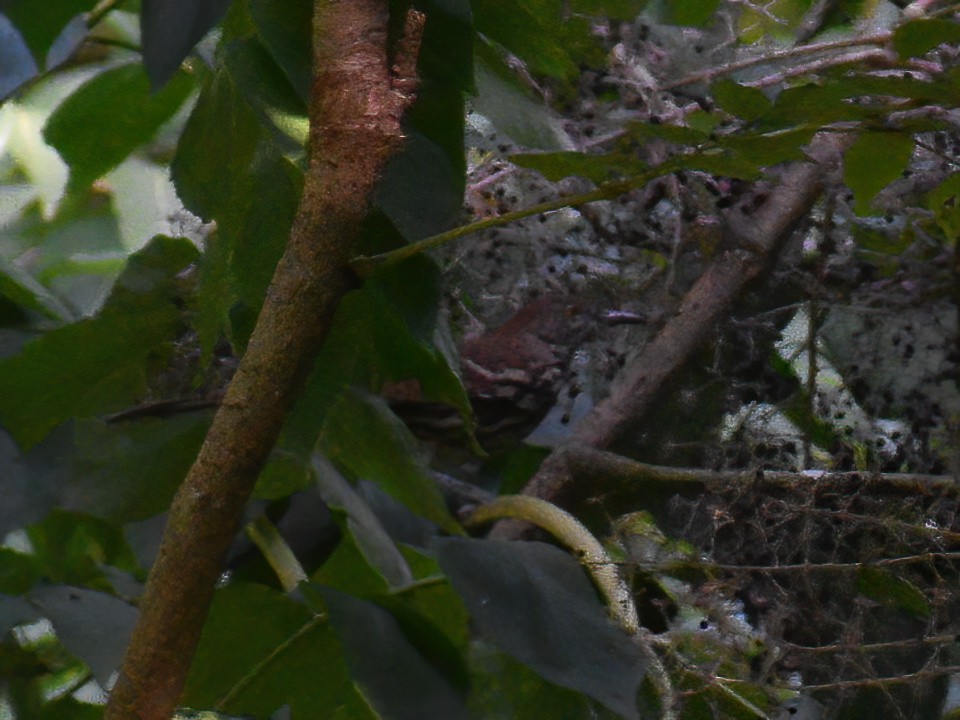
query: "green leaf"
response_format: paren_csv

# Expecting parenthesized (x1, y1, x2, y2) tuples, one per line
(926, 172, 960, 242)
(857, 566, 930, 618)
(0, 236, 198, 448)
(0, 256, 73, 321)
(37, 698, 104, 720)
(627, 120, 710, 146)
(376, 130, 463, 241)
(716, 127, 815, 166)
(322, 588, 470, 720)
(318, 390, 460, 534)
(282, 264, 470, 458)
(438, 538, 647, 720)
(468, 642, 606, 719)
(511, 150, 645, 183)
(313, 457, 414, 589)
(44, 63, 196, 192)
(173, 61, 303, 336)
(0, 548, 39, 595)
(894, 18, 960, 59)
(183, 582, 372, 719)
(760, 82, 864, 130)
(68, 413, 212, 522)
(664, 0, 720, 26)
(312, 528, 390, 598)
(712, 80, 771, 122)
(570, 0, 648, 20)
(471, 59, 570, 150)
(0, 1, 91, 66)
(473, 0, 578, 81)
(249, 0, 313, 101)
(844, 132, 914, 215)
(27, 509, 141, 589)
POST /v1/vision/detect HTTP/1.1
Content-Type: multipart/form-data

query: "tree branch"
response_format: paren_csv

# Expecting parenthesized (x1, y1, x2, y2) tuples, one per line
(104, 3, 423, 718)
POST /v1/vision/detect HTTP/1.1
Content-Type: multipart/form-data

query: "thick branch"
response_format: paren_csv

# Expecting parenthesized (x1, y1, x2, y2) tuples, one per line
(104, 3, 423, 719)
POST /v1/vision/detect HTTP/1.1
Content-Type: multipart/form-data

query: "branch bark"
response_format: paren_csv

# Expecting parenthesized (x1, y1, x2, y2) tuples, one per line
(104, 3, 424, 719)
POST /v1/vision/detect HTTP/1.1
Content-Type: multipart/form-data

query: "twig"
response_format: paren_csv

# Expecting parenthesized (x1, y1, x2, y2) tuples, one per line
(662, 32, 892, 90)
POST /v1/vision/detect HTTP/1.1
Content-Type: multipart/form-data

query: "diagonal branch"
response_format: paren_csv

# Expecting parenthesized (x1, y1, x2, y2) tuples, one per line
(103, 3, 424, 719)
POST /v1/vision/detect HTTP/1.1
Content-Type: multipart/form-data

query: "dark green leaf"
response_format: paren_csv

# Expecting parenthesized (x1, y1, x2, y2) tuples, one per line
(511, 150, 645, 183)
(716, 127, 815, 166)
(0, 548, 39, 595)
(282, 270, 470, 458)
(221, 37, 308, 150)
(44, 63, 196, 192)
(0, 236, 198, 448)
(468, 642, 616, 719)
(857, 566, 930, 618)
(712, 80, 771, 122)
(571, 0, 648, 21)
(760, 82, 864, 130)
(312, 528, 390, 598)
(68, 413, 211, 522)
(627, 120, 710, 146)
(845, 132, 914, 215)
(141, 0, 231, 89)
(473, 0, 577, 81)
(318, 390, 460, 534)
(0, 0, 90, 70)
(323, 588, 470, 720)
(894, 18, 960, 59)
(438, 538, 646, 720)
(184, 582, 372, 719)
(173, 61, 302, 333)
(249, 0, 313, 101)
(38, 697, 103, 720)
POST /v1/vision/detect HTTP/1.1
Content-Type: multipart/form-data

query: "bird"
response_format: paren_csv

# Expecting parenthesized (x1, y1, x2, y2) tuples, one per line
(389, 292, 636, 453)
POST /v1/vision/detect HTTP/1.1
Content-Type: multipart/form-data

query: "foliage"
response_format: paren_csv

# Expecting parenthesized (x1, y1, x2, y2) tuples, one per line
(0, 0, 958, 718)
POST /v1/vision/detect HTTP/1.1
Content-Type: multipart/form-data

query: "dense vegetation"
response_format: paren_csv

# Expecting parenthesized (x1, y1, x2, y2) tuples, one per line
(1, 0, 959, 718)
